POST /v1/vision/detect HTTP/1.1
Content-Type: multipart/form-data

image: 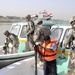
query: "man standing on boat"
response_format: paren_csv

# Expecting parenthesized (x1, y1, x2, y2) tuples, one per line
(33, 19, 51, 66)
(37, 35, 58, 75)
(62, 16, 75, 75)
(25, 14, 35, 51)
(3, 30, 19, 54)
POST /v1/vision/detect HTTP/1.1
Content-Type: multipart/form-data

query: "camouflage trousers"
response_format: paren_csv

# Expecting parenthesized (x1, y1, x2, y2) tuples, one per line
(26, 35, 34, 51)
(66, 50, 75, 75)
(68, 50, 75, 69)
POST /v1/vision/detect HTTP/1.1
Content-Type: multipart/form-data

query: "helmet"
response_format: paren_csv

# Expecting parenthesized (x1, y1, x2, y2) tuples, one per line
(69, 16, 75, 24)
(25, 14, 31, 19)
(4, 30, 9, 35)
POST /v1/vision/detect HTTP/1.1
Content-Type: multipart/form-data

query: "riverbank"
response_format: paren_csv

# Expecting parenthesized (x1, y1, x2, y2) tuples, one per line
(0, 19, 68, 24)
(0, 19, 25, 23)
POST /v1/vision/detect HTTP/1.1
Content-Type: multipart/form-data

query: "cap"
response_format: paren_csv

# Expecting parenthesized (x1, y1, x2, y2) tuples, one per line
(35, 19, 42, 24)
(26, 15, 31, 19)
(69, 16, 75, 24)
(44, 35, 50, 41)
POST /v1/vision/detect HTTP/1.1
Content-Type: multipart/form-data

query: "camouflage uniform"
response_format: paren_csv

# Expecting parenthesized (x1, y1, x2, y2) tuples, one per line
(8, 33, 19, 53)
(34, 25, 51, 43)
(62, 16, 75, 75)
(26, 19, 35, 51)
(62, 27, 75, 69)
(4, 30, 19, 53)
(33, 20, 51, 62)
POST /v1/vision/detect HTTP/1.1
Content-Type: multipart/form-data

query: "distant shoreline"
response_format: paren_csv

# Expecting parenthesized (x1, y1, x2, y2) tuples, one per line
(0, 18, 68, 23)
(0, 19, 25, 23)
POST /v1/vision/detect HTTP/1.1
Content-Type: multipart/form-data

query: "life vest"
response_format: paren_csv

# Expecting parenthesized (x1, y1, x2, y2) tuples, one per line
(39, 40, 58, 61)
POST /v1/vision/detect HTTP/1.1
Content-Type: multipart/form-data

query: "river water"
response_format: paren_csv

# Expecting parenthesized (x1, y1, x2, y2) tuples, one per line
(0, 23, 12, 46)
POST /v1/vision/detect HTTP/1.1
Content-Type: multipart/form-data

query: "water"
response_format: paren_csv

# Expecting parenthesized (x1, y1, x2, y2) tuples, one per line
(0, 23, 12, 45)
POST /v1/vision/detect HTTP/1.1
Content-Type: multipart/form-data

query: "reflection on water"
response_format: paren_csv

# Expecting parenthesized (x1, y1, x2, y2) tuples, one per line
(0, 23, 12, 45)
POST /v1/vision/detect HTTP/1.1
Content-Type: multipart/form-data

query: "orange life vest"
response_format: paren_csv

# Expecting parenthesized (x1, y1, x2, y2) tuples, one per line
(41, 40, 58, 61)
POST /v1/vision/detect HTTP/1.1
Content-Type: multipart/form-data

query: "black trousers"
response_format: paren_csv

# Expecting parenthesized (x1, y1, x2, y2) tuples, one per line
(43, 59, 58, 75)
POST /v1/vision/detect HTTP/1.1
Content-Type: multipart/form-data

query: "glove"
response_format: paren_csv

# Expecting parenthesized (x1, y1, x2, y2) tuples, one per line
(62, 49, 65, 54)
(34, 45, 38, 51)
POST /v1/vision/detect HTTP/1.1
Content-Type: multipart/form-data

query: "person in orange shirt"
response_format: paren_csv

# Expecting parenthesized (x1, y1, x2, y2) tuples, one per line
(38, 35, 58, 75)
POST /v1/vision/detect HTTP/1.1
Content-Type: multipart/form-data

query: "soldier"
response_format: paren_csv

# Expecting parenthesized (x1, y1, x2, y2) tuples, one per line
(4, 30, 19, 54)
(33, 19, 51, 66)
(62, 16, 75, 75)
(25, 14, 35, 51)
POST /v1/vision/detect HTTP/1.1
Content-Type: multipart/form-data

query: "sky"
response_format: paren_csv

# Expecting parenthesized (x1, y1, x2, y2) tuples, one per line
(0, 0, 75, 20)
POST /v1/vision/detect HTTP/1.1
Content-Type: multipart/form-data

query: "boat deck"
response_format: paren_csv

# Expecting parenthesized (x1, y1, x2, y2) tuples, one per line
(0, 56, 44, 75)
(0, 56, 75, 75)
(0, 57, 35, 75)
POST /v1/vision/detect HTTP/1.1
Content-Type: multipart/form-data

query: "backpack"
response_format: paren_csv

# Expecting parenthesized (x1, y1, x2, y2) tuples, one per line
(43, 26, 51, 37)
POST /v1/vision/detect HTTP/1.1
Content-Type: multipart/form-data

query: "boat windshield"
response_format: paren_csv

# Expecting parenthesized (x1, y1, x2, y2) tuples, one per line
(20, 25, 27, 38)
(50, 28, 63, 41)
(10, 25, 21, 36)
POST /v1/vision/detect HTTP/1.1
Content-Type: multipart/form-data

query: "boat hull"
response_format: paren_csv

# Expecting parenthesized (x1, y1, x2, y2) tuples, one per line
(0, 51, 34, 69)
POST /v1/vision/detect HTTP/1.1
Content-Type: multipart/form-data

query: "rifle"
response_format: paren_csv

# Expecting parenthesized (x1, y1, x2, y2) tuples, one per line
(3, 38, 9, 54)
(29, 36, 38, 75)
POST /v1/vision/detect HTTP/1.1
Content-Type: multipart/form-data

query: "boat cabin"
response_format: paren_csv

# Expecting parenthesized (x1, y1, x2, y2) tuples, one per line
(10, 22, 28, 53)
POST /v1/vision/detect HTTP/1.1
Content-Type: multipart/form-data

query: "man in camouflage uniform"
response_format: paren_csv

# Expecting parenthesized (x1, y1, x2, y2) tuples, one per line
(62, 16, 75, 75)
(4, 30, 19, 54)
(33, 19, 51, 65)
(26, 14, 35, 51)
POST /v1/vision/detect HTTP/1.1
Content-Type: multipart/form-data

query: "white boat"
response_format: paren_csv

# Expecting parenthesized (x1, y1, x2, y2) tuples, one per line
(0, 16, 54, 69)
(0, 22, 35, 69)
